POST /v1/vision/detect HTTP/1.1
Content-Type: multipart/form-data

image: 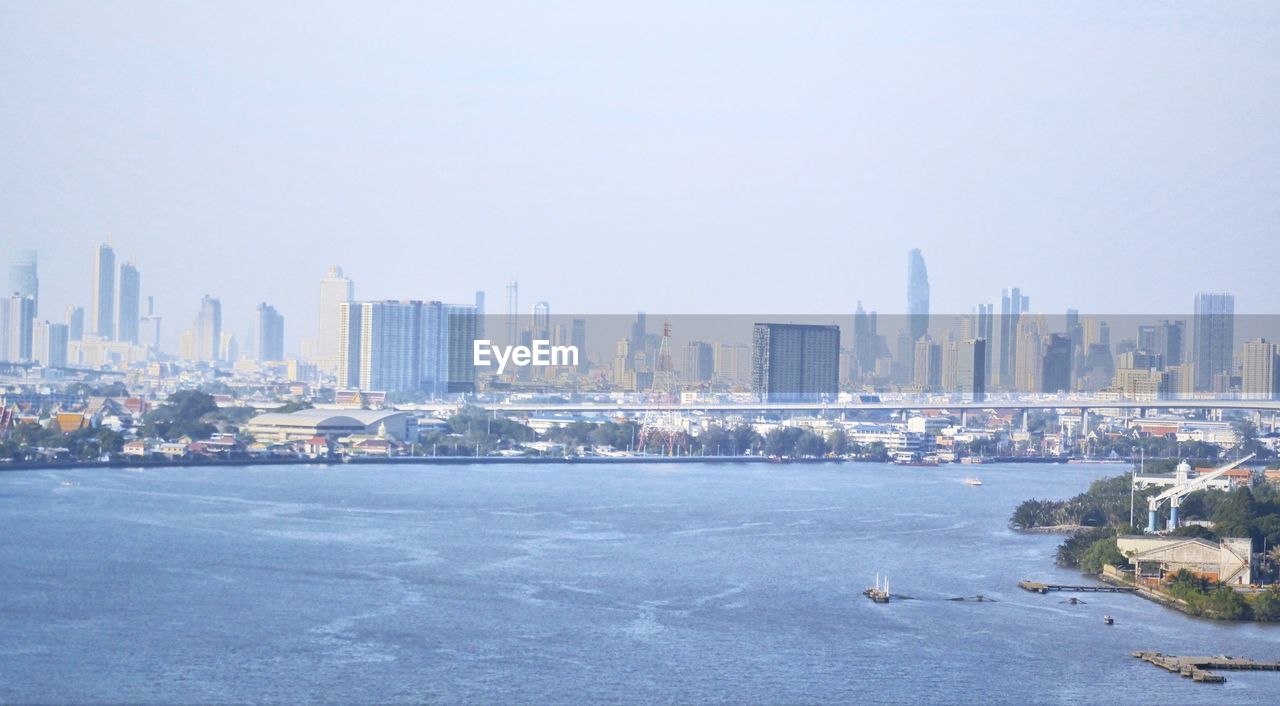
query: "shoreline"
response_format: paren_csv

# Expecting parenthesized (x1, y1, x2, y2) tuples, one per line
(0, 455, 840, 473)
(0, 454, 1120, 474)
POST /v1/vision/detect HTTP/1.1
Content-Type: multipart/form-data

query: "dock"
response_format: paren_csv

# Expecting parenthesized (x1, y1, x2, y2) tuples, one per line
(1132, 652, 1280, 684)
(1017, 580, 1136, 594)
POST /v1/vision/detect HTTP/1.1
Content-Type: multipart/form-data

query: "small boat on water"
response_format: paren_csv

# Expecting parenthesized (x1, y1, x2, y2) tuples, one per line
(1103, 615, 1114, 625)
(963, 477, 982, 486)
(864, 573, 891, 603)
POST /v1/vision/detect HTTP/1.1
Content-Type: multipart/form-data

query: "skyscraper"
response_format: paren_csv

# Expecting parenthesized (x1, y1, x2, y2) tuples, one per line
(8, 249, 37, 316)
(2, 294, 36, 362)
(91, 244, 116, 339)
(1041, 334, 1072, 393)
(907, 248, 929, 343)
(422, 301, 479, 395)
(65, 305, 84, 341)
(956, 338, 986, 401)
(997, 287, 1029, 388)
(1192, 293, 1235, 392)
(117, 261, 140, 344)
(912, 337, 940, 390)
(751, 323, 840, 402)
(1154, 319, 1186, 368)
(505, 280, 519, 346)
(1241, 338, 1279, 400)
(33, 321, 68, 368)
(474, 290, 486, 340)
(257, 303, 285, 362)
(140, 296, 162, 351)
(571, 318, 588, 372)
(682, 340, 715, 383)
(853, 301, 872, 377)
(193, 295, 222, 362)
(317, 266, 354, 373)
(533, 301, 550, 340)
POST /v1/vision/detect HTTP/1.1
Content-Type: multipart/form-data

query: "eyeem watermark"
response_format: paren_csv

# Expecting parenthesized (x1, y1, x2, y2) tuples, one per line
(473, 340, 579, 374)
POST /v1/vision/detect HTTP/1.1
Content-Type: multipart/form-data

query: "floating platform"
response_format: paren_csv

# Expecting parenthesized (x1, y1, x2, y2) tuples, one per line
(1018, 580, 1136, 594)
(1132, 652, 1280, 684)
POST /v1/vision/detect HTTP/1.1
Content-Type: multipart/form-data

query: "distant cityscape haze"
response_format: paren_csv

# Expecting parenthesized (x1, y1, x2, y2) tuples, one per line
(3, 2, 1279, 354)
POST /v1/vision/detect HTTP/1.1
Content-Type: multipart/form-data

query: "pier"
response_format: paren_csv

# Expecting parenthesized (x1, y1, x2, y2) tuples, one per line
(1132, 652, 1280, 684)
(1017, 580, 1136, 594)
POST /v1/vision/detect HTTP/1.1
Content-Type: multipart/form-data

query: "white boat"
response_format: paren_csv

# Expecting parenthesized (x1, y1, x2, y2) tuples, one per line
(963, 477, 982, 486)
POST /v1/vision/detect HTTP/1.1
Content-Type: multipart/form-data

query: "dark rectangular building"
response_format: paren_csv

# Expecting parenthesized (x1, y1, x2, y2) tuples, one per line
(751, 323, 840, 402)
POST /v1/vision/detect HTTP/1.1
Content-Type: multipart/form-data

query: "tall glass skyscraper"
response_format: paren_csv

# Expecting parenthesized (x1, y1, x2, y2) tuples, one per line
(257, 303, 285, 362)
(117, 261, 141, 344)
(92, 244, 115, 339)
(907, 248, 929, 342)
(1192, 292, 1235, 392)
(8, 249, 38, 316)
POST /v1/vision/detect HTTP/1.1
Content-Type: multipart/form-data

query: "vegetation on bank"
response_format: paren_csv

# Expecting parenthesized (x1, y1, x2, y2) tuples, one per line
(1164, 570, 1280, 621)
(1014, 466, 1280, 621)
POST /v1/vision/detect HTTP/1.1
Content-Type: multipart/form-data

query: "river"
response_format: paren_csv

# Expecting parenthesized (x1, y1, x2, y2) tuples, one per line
(1, 461, 1276, 704)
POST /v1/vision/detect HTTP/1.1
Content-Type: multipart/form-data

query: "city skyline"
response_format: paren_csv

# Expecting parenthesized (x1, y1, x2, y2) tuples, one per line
(3, 3, 1279, 337)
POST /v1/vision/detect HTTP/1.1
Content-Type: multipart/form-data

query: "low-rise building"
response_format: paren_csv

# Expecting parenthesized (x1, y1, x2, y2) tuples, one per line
(1116, 535, 1253, 586)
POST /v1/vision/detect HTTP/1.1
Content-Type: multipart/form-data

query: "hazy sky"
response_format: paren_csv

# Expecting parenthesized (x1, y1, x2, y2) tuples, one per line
(3, 2, 1279, 352)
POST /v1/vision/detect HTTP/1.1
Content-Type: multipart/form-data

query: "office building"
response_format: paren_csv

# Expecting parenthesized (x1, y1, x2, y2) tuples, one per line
(8, 249, 37, 315)
(33, 321, 68, 368)
(422, 302, 479, 395)
(2, 294, 36, 362)
(571, 318, 588, 372)
(751, 323, 839, 402)
(1192, 293, 1235, 391)
(997, 287, 1029, 388)
(956, 338, 986, 401)
(92, 243, 115, 339)
(912, 337, 940, 390)
(1241, 338, 1279, 400)
(117, 261, 140, 344)
(317, 266, 354, 373)
(257, 303, 285, 362)
(682, 340, 715, 383)
(1041, 334, 1072, 393)
(907, 248, 929, 343)
(66, 305, 84, 341)
(140, 296, 161, 351)
(192, 295, 222, 362)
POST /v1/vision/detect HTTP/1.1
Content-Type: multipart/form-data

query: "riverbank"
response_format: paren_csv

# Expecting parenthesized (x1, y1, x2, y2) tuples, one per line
(0, 454, 856, 473)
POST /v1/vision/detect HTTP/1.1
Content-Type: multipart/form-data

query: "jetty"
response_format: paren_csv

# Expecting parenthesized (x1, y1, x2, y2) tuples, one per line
(1017, 580, 1136, 594)
(1132, 652, 1280, 684)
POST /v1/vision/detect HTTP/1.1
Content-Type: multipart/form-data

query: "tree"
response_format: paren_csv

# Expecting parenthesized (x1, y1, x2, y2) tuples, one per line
(140, 390, 219, 441)
(1210, 487, 1258, 542)
(730, 424, 761, 456)
(1250, 586, 1280, 621)
(794, 430, 828, 458)
(1080, 536, 1127, 573)
(826, 428, 850, 456)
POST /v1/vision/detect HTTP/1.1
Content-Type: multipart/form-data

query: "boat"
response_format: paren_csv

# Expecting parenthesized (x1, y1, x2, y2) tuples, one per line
(963, 477, 982, 486)
(893, 452, 939, 467)
(863, 573, 891, 603)
(1103, 615, 1114, 625)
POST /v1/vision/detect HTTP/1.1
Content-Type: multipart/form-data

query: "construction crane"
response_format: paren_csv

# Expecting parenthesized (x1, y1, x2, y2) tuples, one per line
(1146, 454, 1255, 533)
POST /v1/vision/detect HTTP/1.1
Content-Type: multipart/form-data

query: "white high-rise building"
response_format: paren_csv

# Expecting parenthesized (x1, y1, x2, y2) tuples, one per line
(92, 243, 116, 339)
(317, 266, 354, 373)
(190, 295, 222, 362)
(1, 294, 36, 362)
(337, 300, 478, 394)
(34, 321, 68, 368)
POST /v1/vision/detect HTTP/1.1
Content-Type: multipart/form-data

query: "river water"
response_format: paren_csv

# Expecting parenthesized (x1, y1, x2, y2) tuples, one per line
(1, 461, 1277, 704)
